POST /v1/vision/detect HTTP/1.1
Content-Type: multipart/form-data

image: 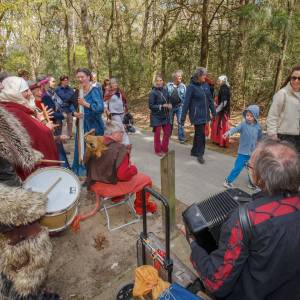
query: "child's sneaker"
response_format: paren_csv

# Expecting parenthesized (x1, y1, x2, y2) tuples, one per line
(247, 182, 256, 190)
(223, 179, 234, 189)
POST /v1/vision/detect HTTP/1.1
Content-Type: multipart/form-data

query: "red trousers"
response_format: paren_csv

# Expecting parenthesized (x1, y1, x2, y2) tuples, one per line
(153, 124, 171, 154)
(211, 114, 229, 147)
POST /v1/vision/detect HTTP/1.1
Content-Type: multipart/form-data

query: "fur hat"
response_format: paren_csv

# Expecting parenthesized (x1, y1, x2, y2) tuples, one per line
(0, 106, 42, 170)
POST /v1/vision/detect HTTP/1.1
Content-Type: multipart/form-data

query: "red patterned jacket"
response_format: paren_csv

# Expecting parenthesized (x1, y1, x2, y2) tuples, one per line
(190, 192, 300, 300)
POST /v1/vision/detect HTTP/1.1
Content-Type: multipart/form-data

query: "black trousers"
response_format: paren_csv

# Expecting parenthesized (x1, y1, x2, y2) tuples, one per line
(191, 124, 206, 157)
(278, 134, 300, 153)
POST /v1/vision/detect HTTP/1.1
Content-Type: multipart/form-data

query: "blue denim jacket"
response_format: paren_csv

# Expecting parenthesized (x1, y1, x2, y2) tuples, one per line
(166, 82, 186, 104)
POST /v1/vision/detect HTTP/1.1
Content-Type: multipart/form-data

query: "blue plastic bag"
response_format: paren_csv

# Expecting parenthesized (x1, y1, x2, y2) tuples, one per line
(158, 283, 204, 300)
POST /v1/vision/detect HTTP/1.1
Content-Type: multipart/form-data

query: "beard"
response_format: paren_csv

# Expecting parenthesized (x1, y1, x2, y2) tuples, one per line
(27, 95, 37, 109)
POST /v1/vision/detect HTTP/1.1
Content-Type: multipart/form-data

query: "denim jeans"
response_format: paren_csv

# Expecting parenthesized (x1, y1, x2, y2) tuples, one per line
(170, 106, 185, 141)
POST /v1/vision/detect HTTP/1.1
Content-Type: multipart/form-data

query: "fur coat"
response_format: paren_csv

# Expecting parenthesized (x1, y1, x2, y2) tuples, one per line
(0, 106, 52, 299)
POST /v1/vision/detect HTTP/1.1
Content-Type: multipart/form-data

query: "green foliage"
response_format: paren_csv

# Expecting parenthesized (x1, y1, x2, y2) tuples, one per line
(0, 0, 299, 111)
(3, 50, 29, 74)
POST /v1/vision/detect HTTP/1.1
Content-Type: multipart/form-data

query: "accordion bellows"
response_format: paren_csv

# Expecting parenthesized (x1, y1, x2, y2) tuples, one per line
(182, 188, 251, 253)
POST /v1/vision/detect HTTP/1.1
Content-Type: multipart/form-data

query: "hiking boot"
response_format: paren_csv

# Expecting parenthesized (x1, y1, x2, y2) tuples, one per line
(197, 156, 205, 164)
(223, 179, 234, 189)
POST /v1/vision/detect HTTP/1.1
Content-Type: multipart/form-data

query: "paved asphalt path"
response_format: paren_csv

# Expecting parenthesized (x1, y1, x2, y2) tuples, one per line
(130, 129, 251, 206)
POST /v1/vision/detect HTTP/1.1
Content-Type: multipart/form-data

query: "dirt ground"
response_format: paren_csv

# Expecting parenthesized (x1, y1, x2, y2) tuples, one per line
(47, 188, 188, 300)
(46, 138, 188, 299)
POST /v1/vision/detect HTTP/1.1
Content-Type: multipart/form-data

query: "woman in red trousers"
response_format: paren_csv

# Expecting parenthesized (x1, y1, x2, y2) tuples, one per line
(211, 75, 231, 147)
(149, 75, 172, 156)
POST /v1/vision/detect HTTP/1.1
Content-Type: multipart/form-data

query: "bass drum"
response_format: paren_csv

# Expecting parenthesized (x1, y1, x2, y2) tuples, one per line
(23, 167, 81, 233)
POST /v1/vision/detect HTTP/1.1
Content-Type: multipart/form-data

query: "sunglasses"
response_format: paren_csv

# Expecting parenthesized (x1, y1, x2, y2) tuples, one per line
(291, 76, 300, 81)
(245, 162, 253, 170)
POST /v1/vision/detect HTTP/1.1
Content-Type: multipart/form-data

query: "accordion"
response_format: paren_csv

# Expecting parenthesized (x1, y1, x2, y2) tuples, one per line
(182, 188, 251, 253)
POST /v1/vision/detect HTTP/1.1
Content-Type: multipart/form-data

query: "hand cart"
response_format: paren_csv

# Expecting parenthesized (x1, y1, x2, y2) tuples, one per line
(116, 187, 204, 300)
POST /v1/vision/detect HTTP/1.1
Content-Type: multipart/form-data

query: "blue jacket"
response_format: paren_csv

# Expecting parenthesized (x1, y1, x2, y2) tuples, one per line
(228, 105, 262, 155)
(181, 79, 216, 125)
(166, 82, 186, 105)
(55, 86, 76, 113)
(149, 86, 170, 127)
(83, 86, 105, 135)
(41, 90, 64, 123)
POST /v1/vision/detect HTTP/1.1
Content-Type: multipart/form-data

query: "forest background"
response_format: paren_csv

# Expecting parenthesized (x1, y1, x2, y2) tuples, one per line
(0, 0, 299, 111)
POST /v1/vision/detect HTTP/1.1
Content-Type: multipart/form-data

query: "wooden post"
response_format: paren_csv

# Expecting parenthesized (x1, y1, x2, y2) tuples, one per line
(160, 150, 176, 236)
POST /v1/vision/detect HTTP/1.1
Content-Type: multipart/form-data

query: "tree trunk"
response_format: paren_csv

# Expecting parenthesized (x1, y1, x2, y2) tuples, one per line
(161, 41, 166, 79)
(273, 0, 294, 93)
(231, 0, 249, 109)
(200, 0, 209, 67)
(115, 0, 126, 84)
(140, 0, 152, 51)
(80, 0, 94, 70)
(63, 7, 71, 77)
(105, 0, 114, 78)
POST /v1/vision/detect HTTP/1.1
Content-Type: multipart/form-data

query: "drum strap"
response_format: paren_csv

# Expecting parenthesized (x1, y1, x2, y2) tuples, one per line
(1, 221, 42, 246)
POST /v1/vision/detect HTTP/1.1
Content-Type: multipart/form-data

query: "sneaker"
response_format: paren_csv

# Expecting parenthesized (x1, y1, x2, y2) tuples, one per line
(179, 140, 185, 144)
(223, 179, 234, 188)
(197, 156, 205, 164)
(247, 183, 256, 190)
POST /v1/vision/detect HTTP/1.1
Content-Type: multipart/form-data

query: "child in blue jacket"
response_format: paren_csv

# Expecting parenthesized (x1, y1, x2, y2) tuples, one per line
(223, 105, 262, 188)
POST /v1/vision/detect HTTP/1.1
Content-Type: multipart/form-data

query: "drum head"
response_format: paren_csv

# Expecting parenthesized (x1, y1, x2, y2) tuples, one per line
(23, 167, 81, 214)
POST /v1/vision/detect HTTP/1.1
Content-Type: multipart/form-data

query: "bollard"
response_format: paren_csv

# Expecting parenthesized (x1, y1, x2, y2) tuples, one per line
(160, 150, 176, 236)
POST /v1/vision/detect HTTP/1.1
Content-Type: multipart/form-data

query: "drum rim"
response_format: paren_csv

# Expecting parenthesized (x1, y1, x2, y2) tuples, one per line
(45, 206, 78, 233)
(23, 166, 81, 214)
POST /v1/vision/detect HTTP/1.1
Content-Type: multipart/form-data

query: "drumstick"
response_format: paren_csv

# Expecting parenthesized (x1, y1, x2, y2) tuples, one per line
(41, 103, 50, 123)
(44, 177, 62, 196)
(40, 159, 66, 164)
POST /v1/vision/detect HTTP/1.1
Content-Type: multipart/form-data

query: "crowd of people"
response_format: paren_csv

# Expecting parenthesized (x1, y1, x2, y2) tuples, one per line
(0, 63, 299, 300)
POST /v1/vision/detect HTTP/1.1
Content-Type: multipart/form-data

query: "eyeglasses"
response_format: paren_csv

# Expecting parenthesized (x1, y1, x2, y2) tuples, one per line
(291, 76, 300, 81)
(245, 162, 253, 170)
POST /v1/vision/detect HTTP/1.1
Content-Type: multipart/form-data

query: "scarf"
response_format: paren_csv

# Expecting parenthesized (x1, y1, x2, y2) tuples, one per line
(46, 88, 64, 112)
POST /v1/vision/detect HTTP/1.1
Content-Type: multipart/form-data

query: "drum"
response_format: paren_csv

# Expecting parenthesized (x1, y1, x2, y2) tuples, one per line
(23, 167, 81, 233)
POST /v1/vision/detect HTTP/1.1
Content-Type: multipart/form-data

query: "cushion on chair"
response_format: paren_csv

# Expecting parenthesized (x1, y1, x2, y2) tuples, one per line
(90, 172, 152, 197)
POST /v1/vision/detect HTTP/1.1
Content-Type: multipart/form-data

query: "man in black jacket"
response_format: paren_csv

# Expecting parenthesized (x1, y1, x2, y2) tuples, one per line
(189, 138, 300, 300)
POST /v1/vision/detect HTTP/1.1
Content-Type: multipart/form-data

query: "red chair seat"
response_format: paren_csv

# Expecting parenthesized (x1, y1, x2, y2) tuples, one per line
(90, 173, 152, 197)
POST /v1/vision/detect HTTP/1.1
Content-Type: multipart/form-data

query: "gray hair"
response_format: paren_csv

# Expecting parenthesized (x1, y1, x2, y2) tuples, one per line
(192, 67, 207, 81)
(253, 138, 300, 195)
(104, 120, 124, 136)
(110, 77, 118, 85)
(172, 70, 183, 80)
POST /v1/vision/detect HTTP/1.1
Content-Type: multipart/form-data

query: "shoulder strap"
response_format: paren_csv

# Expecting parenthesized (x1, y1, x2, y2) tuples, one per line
(238, 203, 254, 245)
